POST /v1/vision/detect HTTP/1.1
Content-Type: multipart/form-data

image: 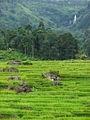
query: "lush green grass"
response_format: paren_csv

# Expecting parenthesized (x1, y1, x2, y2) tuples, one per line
(0, 60, 90, 120)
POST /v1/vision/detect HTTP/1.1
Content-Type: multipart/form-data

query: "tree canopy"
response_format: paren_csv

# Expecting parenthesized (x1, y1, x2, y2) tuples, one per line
(0, 22, 78, 60)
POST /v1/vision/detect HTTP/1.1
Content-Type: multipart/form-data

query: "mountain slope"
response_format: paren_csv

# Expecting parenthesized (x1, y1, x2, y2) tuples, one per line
(76, 2, 90, 29)
(0, 0, 88, 29)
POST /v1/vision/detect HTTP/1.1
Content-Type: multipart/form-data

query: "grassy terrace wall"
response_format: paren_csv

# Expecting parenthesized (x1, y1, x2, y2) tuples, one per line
(0, 60, 90, 120)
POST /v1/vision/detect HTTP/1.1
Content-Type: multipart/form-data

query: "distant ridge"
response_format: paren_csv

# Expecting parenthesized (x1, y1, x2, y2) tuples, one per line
(0, 0, 89, 30)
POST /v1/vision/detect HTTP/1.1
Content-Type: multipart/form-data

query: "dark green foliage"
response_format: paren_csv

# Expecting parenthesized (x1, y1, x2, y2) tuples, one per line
(76, 1, 90, 30)
(57, 33, 78, 59)
(22, 60, 32, 65)
(0, 0, 87, 29)
(0, 0, 89, 55)
(0, 22, 78, 60)
(77, 12, 90, 29)
(75, 51, 88, 60)
(84, 28, 90, 57)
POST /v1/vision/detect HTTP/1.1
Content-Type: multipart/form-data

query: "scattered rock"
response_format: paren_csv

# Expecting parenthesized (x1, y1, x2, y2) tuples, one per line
(8, 76, 21, 81)
(8, 84, 14, 90)
(42, 71, 61, 81)
(7, 60, 32, 65)
(8, 60, 22, 65)
(0, 114, 17, 119)
(0, 67, 19, 72)
(7, 67, 19, 72)
(18, 81, 32, 93)
(14, 87, 22, 93)
(19, 81, 28, 86)
(8, 81, 32, 93)
(51, 81, 63, 86)
(42, 71, 62, 86)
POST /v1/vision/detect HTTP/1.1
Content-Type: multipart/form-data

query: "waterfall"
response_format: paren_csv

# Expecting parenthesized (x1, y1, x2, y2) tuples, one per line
(73, 15, 77, 24)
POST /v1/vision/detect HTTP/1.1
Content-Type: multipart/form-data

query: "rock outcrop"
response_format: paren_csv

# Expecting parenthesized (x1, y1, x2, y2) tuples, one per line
(8, 61, 22, 65)
(0, 67, 19, 72)
(8, 81, 32, 93)
(42, 71, 62, 86)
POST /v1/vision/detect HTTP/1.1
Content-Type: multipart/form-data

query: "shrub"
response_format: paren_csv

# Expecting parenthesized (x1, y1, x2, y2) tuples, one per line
(22, 60, 32, 65)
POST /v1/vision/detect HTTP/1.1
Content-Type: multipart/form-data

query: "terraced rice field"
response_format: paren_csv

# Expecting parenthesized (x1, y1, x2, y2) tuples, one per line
(0, 60, 90, 120)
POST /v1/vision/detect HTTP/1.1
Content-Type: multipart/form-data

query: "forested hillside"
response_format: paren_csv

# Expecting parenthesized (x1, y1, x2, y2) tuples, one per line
(0, 22, 79, 60)
(76, 1, 90, 29)
(0, 0, 90, 59)
(0, 0, 88, 30)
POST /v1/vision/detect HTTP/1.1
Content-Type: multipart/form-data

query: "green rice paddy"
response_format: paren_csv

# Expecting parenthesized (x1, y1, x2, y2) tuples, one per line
(0, 60, 90, 120)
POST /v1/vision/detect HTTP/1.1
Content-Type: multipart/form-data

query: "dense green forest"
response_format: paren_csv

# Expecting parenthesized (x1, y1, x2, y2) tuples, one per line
(0, 0, 90, 59)
(0, 0, 89, 30)
(0, 22, 79, 60)
(0, 21, 90, 60)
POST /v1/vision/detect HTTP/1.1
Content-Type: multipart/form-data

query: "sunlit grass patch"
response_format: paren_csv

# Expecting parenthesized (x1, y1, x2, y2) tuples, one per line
(0, 60, 90, 120)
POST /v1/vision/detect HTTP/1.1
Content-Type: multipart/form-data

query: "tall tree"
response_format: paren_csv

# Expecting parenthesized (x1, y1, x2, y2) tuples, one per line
(57, 33, 78, 59)
(84, 28, 90, 56)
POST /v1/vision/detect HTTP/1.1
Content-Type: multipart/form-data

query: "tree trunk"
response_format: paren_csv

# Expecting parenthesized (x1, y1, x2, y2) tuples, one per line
(25, 47, 27, 55)
(32, 41, 34, 59)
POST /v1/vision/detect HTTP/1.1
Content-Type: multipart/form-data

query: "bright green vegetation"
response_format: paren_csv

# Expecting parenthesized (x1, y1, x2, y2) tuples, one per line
(0, 60, 90, 120)
(0, 50, 30, 61)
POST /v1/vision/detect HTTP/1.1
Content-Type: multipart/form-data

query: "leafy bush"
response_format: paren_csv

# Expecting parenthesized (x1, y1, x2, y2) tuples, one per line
(76, 52, 88, 60)
(0, 50, 30, 61)
(22, 60, 32, 65)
